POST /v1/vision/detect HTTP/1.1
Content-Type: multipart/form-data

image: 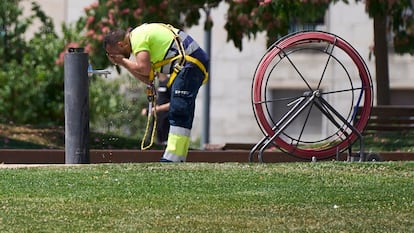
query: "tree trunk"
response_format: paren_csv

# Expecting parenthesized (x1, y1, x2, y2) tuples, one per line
(373, 14, 390, 105)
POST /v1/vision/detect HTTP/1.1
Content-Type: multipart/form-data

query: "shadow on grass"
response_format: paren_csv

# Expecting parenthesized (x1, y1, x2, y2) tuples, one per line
(354, 131, 414, 152)
(0, 123, 165, 150)
(0, 138, 47, 149)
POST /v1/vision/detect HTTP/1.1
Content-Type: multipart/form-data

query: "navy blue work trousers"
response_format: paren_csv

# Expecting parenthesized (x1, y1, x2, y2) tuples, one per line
(168, 66, 204, 130)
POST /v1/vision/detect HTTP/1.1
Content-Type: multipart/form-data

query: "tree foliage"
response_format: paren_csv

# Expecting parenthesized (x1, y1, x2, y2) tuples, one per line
(0, 1, 64, 124)
(0, 1, 147, 137)
(224, 0, 339, 49)
(360, 0, 414, 54)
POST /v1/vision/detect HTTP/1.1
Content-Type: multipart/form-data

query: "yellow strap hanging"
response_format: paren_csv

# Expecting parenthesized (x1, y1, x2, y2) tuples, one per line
(141, 85, 157, 150)
(141, 109, 157, 150)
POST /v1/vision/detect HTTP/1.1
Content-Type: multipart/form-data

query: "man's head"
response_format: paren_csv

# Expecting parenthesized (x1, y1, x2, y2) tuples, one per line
(103, 29, 131, 58)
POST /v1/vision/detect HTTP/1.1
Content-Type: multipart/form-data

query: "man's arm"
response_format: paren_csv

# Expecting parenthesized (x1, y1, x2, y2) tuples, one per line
(114, 51, 153, 85)
(155, 103, 170, 112)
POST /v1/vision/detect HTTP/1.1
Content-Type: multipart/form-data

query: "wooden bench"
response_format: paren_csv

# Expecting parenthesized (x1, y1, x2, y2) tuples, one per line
(356, 105, 414, 133)
(354, 105, 414, 161)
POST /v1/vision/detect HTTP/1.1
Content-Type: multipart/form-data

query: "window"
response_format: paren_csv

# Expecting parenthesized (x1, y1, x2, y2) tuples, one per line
(288, 15, 325, 34)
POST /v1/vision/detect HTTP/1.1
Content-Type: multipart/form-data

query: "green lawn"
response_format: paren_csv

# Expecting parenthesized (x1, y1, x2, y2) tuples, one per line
(0, 162, 413, 232)
(362, 132, 414, 152)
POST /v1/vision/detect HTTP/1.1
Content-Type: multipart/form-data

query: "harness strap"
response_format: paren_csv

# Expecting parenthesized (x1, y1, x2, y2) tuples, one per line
(149, 24, 208, 87)
(166, 55, 208, 87)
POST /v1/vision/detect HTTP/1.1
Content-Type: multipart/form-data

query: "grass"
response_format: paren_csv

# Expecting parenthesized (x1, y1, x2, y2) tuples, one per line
(362, 132, 414, 152)
(0, 162, 413, 232)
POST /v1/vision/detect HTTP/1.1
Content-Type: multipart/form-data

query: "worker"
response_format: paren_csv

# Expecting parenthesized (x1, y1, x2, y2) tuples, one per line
(103, 23, 209, 162)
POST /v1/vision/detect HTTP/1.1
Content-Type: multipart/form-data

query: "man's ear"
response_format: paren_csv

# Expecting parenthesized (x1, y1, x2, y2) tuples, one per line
(120, 35, 130, 47)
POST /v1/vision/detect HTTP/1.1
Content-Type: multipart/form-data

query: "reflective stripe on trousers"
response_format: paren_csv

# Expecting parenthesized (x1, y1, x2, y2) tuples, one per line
(162, 126, 191, 162)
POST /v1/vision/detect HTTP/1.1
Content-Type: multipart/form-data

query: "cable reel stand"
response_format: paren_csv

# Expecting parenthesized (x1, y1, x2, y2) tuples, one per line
(249, 31, 373, 162)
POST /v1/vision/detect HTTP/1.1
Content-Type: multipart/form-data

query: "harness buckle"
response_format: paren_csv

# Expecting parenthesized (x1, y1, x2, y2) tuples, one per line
(173, 63, 183, 73)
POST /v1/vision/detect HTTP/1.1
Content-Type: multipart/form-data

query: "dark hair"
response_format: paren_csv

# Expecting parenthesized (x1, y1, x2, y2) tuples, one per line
(103, 29, 126, 49)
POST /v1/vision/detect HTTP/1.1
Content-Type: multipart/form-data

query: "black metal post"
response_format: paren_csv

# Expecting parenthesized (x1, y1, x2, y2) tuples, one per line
(64, 48, 90, 164)
(201, 6, 211, 149)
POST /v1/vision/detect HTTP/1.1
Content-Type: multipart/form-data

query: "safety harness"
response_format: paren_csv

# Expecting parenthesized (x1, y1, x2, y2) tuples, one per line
(148, 24, 208, 87)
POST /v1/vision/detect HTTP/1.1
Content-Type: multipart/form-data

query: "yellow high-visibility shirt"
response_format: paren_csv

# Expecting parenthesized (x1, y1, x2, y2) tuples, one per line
(129, 23, 178, 68)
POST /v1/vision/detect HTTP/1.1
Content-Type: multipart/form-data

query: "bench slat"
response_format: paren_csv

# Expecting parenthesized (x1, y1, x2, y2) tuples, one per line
(356, 105, 414, 133)
(364, 125, 414, 131)
(367, 119, 414, 124)
(357, 105, 414, 115)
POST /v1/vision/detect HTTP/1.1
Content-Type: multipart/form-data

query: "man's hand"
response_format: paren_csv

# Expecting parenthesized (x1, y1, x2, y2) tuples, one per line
(141, 108, 148, 116)
(106, 51, 152, 85)
(107, 54, 126, 66)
